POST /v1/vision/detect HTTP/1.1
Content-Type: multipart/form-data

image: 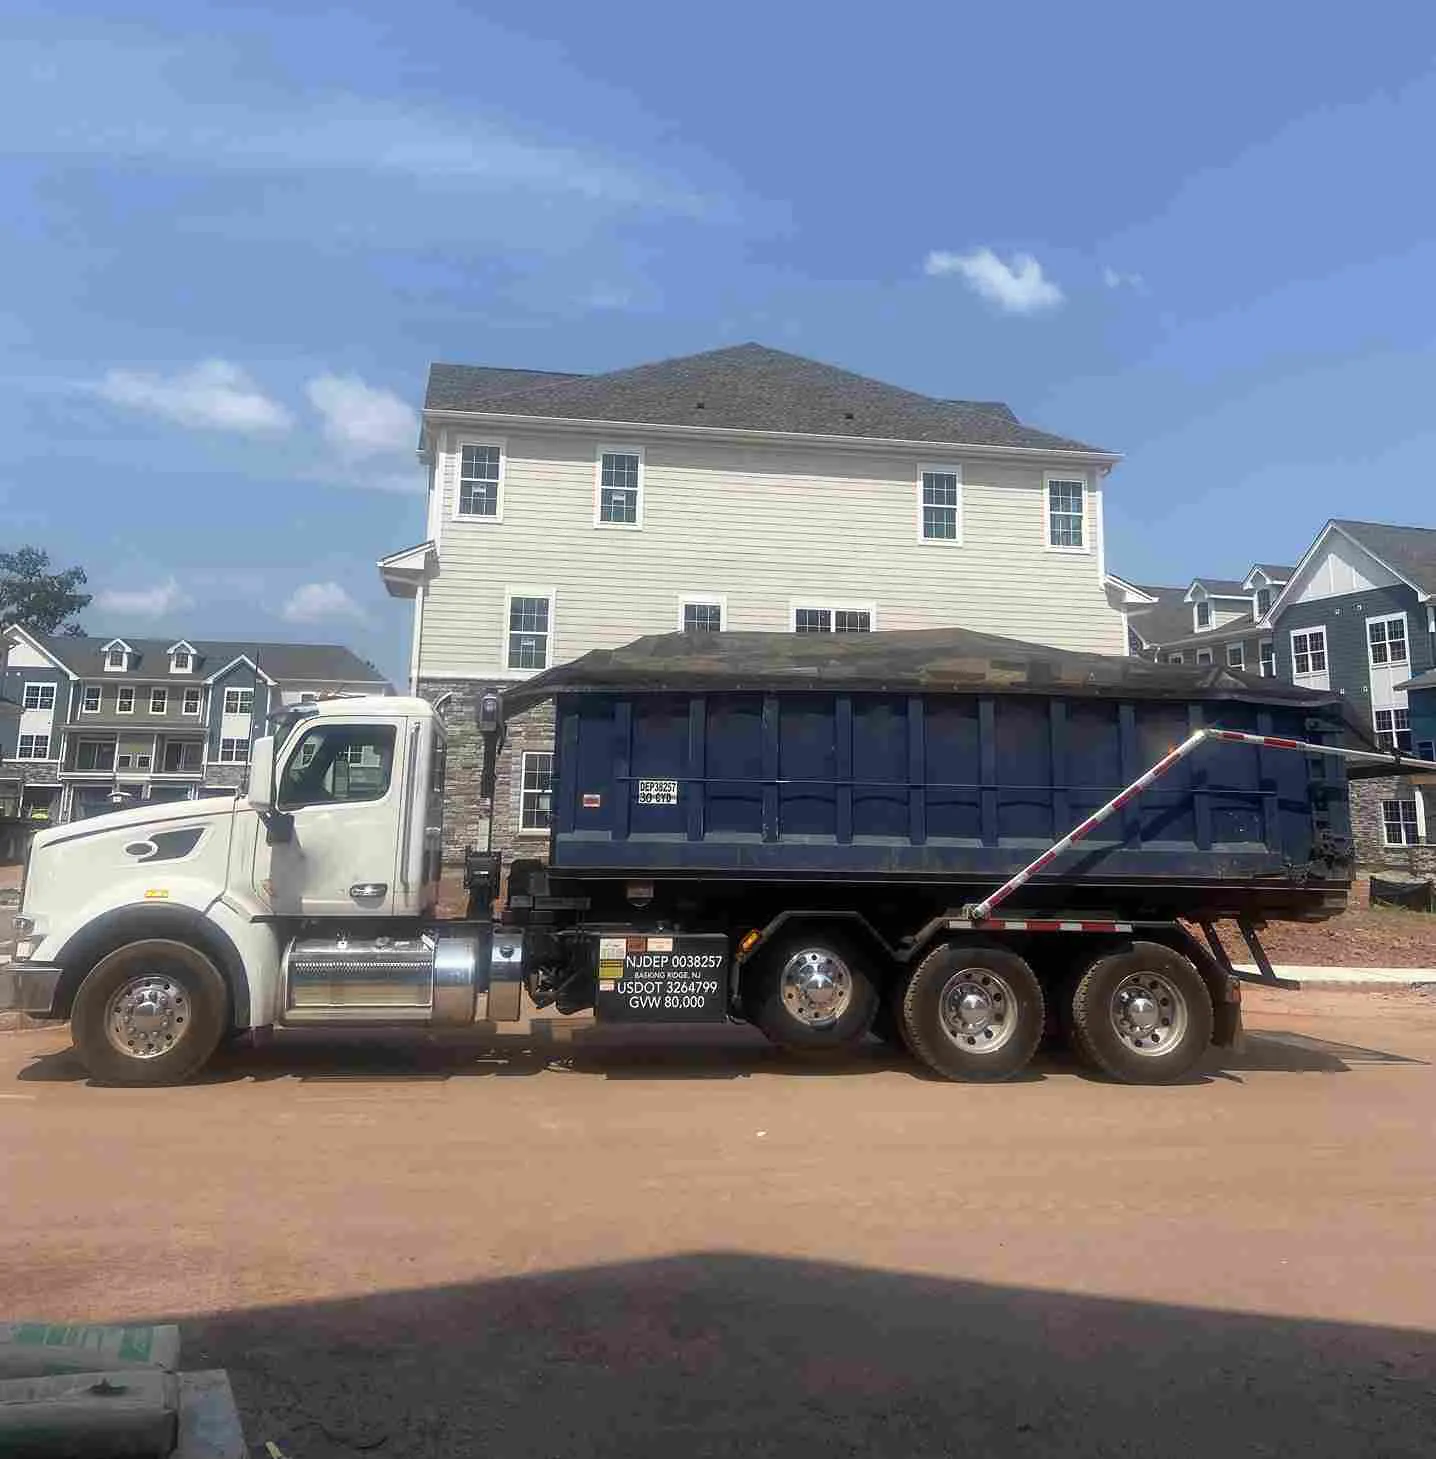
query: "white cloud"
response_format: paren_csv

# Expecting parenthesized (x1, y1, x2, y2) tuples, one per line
(96, 577, 192, 618)
(924, 248, 1064, 315)
(281, 581, 367, 624)
(97, 359, 292, 434)
(1102, 265, 1147, 292)
(306, 374, 419, 458)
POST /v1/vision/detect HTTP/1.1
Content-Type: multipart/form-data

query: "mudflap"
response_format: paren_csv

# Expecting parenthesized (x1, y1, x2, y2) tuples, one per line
(1212, 978, 1244, 1049)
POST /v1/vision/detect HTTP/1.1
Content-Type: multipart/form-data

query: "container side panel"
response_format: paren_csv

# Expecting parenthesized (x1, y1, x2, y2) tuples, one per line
(995, 698, 1053, 842)
(924, 698, 983, 842)
(573, 702, 618, 837)
(630, 697, 688, 837)
(1133, 703, 1198, 846)
(779, 697, 837, 838)
(852, 696, 909, 840)
(706, 694, 764, 837)
(1065, 700, 1124, 845)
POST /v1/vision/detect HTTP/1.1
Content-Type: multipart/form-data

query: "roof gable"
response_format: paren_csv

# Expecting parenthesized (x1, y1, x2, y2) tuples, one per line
(1271, 521, 1418, 616)
(425, 343, 1112, 455)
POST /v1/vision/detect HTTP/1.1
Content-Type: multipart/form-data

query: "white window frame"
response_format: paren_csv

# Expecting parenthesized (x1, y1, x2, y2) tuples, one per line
(1366, 612, 1409, 668)
(790, 602, 878, 634)
(916, 464, 963, 545)
(452, 437, 506, 522)
(1290, 626, 1329, 685)
(149, 687, 168, 715)
(503, 588, 556, 675)
(224, 688, 255, 716)
(103, 647, 128, 672)
(182, 687, 202, 717)
(116, 686, 135, 715)
(1254, 586, 1273, 619)
(1194, 599, 1212, 631)
(1259, 639, 1275, 677)
(1168, 653, 1184, 665)
(74, 738, 115, 772)
(80, 684, 101, 715)
(1226, 643, 1245, 669)
(218, 737, 250, 764)
(1196, 648, 1213, 666)
(1374, 707, 1413, 753)
(678, 596, 726, 632)
(1381, 798, 1421, 847)
(518, 750, 555, 836)
(1044, 474, 1089, 553)
(21, 682, 55, 712)
(16, 734, 50, 761)
(169, 648, 194, 674)
(593, 445, 645, 530)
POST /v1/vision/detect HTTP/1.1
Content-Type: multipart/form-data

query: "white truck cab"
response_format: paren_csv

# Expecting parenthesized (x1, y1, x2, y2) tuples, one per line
(1, 695, 522, 1083)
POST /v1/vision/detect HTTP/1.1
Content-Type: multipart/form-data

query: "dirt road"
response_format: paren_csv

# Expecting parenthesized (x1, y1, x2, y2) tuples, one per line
(3, 990, 1434, 1457)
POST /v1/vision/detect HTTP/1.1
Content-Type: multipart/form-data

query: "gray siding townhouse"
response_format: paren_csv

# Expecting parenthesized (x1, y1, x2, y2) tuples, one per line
(380, 342, 1125, 861)
(1264, 520, 1436, 872)
(1114, 565, 1293, 674)
(0, 629, 387, 823)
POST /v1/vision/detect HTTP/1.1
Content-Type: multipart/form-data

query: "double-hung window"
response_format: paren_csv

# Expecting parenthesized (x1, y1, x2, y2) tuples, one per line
(1255, 586, 1272, 617)
(117, 686, 135, 714)
(506, 594, 552, 671)
(1259, 640, 1275, 677)
(182, 688, 202, 716)
(219, 738, 249, 764)
(1226, 643, 1245, 668)
(22, 683, 55, 711)
(457, 443, 503, 518)
(224, 688, 254, 715)
(81, 685, 101, 714)
(1368, 615, 1409, 667)
(794, 606, 873, 634)
(681, 600, 724, 632)
(520, 751, 554, 832)
(1291, 628, 1328, 683)
(919, 468, 960, 542)
(150, 688, 168, 714)
(1046, 478, 1086, 549)
(1196, 648, 1213, 666)
(1374, 708, 1413, 753)
(596, 449, 642, 526)
(16, 735, 49, 760)
(1195, 600, 1212, 629)
(1382, 799, 1420, 846)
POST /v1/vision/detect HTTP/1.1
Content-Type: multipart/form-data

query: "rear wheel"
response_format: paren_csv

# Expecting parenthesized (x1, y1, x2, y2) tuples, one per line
(751, 933, 879, 1053)
(1069, 942, 1213, 1085)
(900, 943, 1044, 1081)
(71, 939, 229, 1086)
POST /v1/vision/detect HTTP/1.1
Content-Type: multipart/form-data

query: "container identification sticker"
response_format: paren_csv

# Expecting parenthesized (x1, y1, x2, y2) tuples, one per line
(636, 778, 679, 806)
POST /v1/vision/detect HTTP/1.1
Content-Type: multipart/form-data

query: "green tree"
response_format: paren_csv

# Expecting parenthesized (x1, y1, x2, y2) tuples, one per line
(0, 547, 91, 636)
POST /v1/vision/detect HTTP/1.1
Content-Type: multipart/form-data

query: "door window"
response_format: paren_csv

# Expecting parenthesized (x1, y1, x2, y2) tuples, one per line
(279, 724, 397, 808)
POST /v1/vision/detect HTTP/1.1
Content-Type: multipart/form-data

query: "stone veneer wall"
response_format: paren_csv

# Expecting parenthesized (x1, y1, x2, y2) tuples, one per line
(1350, 777, 1436, 874)
(417, 679, 556, 865)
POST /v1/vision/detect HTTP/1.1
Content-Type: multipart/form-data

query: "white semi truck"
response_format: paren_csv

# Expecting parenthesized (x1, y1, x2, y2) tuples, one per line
(0, 631, 1410, 1087)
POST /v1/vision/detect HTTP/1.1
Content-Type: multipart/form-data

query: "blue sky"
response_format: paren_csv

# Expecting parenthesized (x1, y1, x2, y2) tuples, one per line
(3, 2, 1435, 680)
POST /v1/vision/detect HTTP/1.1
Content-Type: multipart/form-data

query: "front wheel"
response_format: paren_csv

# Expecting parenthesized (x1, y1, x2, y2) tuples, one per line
(71, 939, 229, 1086)
(750, 933, 879, 1053)
(1069, 942, 1213, 1085)
(900, 943, 1044, 1081)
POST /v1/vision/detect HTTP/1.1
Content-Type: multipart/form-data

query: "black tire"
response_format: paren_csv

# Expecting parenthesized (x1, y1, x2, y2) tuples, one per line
(900, 942, 1044, 1082)
(71, 939, 230, 1086)
(1069, 941, 1213, 1085)
(750, 932, 879, 1053)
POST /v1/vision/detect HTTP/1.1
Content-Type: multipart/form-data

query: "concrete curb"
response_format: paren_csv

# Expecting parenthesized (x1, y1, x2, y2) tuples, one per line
(1235, 964, 1436, 989)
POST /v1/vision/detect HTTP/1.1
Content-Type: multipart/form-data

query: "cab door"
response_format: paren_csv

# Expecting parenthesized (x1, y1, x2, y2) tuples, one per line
(253, 717, 404, 917)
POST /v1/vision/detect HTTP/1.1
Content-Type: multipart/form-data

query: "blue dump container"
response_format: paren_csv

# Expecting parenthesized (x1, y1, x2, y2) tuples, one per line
(506, 628, 1353, 919)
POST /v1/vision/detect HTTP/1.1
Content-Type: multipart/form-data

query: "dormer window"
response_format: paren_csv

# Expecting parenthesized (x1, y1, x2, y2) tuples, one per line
(1195, 600, 1211, 630)
(102, 639, 132, 672)
(168, 642, 197, 674)
(1255, 586, 1272, 617)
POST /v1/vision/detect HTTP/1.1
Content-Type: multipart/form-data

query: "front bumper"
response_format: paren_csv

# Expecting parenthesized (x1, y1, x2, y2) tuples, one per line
(0, 963, 63, 1018)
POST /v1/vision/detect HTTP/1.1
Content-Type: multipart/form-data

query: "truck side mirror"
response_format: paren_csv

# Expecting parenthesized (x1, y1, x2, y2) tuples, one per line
(248, 736, 277, 812)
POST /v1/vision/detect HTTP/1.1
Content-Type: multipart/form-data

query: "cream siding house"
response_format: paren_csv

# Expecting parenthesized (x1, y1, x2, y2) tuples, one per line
(380, 344, 1124, 859)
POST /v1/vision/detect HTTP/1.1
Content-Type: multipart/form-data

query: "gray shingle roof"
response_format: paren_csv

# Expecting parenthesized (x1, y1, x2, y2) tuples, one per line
(425, 344, 1112, 455)
(1191, 578, 1248, 597)
(36, 636, 387, 685)
(1334, 520, 1436, 596)
(1252, 563, 1295, 580)
(1126, 586, 1196, 649)
(1150, 614, 1259, 652)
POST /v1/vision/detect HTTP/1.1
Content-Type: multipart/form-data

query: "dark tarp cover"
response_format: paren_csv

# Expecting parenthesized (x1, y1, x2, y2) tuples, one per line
(503, 626, 1348, 713)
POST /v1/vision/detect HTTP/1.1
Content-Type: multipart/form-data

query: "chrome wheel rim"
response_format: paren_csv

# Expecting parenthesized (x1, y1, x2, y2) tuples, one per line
(1110, 971, 1188, 1057)
(779, 949, 853, 1029)
(939, 968, 1018, 1053)
(104, 974, 191, 1060)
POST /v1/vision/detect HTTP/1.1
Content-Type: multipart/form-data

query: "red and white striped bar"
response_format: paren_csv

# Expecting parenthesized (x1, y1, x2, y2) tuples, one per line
(965, 725, 1436, 923)
(950, 918, 1135, 934)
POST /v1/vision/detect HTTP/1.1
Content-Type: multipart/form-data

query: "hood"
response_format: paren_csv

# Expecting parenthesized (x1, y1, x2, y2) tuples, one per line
(33, 791, 238, 852)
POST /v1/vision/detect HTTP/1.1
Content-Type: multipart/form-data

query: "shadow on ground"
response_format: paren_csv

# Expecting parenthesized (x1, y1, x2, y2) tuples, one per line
(169, 1253, 1432, 1459)
(14, 1019, 1426, 1087)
